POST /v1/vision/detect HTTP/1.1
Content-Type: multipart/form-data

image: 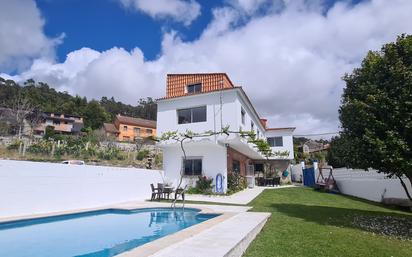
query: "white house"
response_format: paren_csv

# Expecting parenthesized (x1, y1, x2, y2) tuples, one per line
(156, 73, 295, 193)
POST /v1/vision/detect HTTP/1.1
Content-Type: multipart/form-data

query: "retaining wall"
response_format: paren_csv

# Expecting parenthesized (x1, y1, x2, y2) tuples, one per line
(0, 160, 163, 218)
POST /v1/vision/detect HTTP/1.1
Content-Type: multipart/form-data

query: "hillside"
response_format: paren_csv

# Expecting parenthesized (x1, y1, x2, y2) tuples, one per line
(0, 77, 156, 130)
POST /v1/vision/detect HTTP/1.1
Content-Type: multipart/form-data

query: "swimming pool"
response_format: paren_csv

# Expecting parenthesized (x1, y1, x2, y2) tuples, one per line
(0, 208, 219, 257)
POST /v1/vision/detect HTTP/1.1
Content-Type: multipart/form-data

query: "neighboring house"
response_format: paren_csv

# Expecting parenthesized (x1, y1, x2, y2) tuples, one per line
(104, 114, 156, 142)
(156, 73, 295, 193)
(300, 140, 329, 154)
(103, 123, 119, 138)
(35, 113, 84, 135)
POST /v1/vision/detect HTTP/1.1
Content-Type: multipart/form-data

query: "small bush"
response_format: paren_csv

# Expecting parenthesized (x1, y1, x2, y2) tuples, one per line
(227, 172, 247, 194)
(7, 141, 21, 150)
(136, 149, 149, 161)
(27, 141, 53, 154)
(188, 176, 214, 194)
(97, 147, 124, 160)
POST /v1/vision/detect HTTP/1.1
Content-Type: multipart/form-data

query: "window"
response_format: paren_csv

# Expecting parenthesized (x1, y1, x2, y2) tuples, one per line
(177, 106, 207, 124)
(146, 128, 153, 134)
(183, 158, 202, 176)
(267, 136, 283, 147)
(187, 83, 202, 94)
(123, 125, 128, 131)
(134, 127, 140, 136)
(232, 160, 240, 173)
(257, 130, 260, 138)
(123, 136, 130, 141)
(241, 108, 246, 124)
(251, 121, 254, 131)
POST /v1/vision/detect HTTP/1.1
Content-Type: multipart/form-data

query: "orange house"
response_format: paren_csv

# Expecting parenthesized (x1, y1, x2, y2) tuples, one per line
(104, 115, 156, 142)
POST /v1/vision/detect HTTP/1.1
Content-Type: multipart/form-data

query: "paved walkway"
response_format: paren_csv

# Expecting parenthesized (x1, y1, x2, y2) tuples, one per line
(149, 212, 271, 257)
(185, 185, 296, 205)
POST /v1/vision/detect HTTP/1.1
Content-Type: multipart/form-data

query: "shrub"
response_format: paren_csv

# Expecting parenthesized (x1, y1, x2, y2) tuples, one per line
(195, 176, 213, 193)
(27, 141, 53, 154)
(97, 147, 124, 160)
(136, 149, 150, 161)
(227, 172, 247, 194)
(188, 176, 214, 194)
(7, 141, 21, 151)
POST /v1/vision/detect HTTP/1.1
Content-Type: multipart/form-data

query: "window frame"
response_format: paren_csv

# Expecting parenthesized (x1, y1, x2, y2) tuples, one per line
(267, 136, 283, 147)
(133, 127, 140, 136)
(182, 157, 203, 176)
(186, 83, 202, 94)
(146, 128, 153, 134)
(177, 106, 207, 124)
(123, 125, 128, 131)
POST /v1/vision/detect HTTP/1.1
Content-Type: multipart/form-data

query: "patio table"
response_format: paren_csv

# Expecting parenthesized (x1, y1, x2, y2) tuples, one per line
(162, 186, 174, 200)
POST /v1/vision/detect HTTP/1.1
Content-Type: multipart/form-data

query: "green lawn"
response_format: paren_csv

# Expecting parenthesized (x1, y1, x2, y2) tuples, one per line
(243, 187, 412, 257)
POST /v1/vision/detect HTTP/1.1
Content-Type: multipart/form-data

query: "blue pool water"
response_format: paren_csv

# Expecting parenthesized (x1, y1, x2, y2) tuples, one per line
(0, 208, 219, 257)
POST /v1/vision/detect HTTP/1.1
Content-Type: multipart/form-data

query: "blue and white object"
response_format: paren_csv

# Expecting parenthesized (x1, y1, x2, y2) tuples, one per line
(215, 173, 224, 194)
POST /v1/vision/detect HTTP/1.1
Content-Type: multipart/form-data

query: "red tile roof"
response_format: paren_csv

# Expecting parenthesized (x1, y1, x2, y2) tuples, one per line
(163, 73, 235, 99)
(115, 115, 156, 128)
(103, 123, 119, 134)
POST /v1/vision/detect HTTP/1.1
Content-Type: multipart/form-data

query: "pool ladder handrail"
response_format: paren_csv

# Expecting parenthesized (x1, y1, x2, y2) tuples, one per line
(172, 185, 188, 210)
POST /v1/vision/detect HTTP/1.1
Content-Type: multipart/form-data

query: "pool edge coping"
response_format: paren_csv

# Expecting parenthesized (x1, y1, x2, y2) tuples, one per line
(0, 202, 254, 257)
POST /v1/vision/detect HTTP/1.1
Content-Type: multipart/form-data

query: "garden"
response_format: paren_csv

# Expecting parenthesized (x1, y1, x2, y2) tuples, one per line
(244, 187, 412, 257)
(1, 133, 162, 169)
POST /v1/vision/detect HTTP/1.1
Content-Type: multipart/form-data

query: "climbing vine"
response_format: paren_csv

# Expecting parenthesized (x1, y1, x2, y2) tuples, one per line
(154, 125, 289, 201)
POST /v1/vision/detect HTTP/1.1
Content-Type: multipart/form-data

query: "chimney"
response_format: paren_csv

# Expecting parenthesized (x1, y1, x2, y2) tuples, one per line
(260, 119, 267, 129)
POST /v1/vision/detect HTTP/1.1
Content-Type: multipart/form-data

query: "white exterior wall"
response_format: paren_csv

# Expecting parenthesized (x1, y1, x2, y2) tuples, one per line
(0, 160, 163, 218)
(265, 130, 294, 159)
(157, 88, 294, 191)
(157, 91, 238, 136)
(157, 89, 266, 140)
(333, 168, 412, 202)
(162, 143, 228, 193)
(235, 97, 266, 139)
(157, 89, 268, 193)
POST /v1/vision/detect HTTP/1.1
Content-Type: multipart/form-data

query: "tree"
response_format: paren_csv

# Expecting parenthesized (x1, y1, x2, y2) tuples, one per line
(82, 100, 110, 130)
(339, 34, 412, 200)
(10, 94, 35, 138)
(326, 135, 354, 168)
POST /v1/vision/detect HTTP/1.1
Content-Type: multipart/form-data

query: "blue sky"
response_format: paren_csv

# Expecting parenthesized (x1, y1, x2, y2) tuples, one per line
(36, 0, 362, 62)
(37, 0, 225, 62)
(1, 0, 411, 134)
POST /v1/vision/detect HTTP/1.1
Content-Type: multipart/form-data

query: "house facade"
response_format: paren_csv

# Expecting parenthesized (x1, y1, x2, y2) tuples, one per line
(300, 140, 330, 154)
(157, 73, 295, 193)
(35, 113, 84, 135)
(104, 114, 156, 142)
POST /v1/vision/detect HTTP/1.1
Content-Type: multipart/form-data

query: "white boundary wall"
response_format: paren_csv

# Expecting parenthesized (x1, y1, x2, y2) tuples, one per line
(333, 168, 412, 202)
(0, 160, 163, 218)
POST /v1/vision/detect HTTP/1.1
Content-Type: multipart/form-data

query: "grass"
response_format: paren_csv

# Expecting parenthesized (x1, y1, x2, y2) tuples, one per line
(243, 187, 412, 257)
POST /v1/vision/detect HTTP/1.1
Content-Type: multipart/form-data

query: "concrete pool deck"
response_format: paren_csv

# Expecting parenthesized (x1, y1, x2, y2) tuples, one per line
(1, 200, 270, 257)
(185, 185, 297, 205)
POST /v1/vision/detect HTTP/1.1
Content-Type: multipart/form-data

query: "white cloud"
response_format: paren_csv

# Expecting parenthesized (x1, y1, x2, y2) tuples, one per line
(2, 0, 412, 135)
(119, 0, 201, 26)
(0, 0, 62, 72)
